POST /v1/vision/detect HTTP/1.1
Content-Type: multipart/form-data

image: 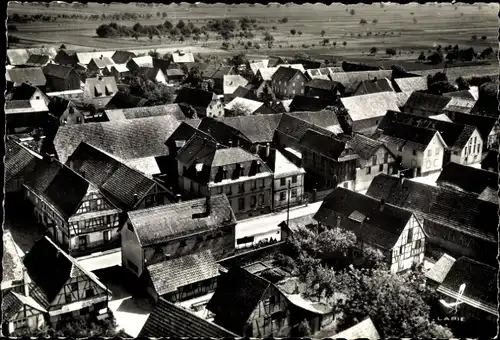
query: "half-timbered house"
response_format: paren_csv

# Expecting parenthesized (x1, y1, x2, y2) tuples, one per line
(1, 291, 46, 336)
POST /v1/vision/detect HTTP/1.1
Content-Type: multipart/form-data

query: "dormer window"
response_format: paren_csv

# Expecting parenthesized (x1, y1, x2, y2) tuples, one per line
(94, 85, 102, 97)
(222, 167, 227, 180)
(105, 84, 113, 96)
(195, 163, 203, 173)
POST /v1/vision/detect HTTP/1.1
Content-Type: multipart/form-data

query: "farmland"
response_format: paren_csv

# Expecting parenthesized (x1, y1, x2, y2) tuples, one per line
(7, 2, 498, 69)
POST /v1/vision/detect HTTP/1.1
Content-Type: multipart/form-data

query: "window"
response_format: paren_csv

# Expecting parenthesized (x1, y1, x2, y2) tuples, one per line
(85, 288, 95, 298)
(426, 160, 431, 168)
(66, 294, 72, 303)
(280, 192, 286, 201)
(412, 150, 417, 156)
(280, 178, 286, 186)
(76, 116, 82, 123)
(238, 198, 245, 211)
(13, 318, 27, 329)
(264, 298, 271, 306)
(397, 145, 403, 152)
(372, 155, 377, 166)
(292, 82, 295, 87)
(435, 148, 440, 155)
(291, 189, 297, 198)
(434, 159, 439, 166)
(260, 179, 265, 188)
(258, 194, 264, 205)
(251, 195, 256, 207)
(251, 180, 257, 190)
(384, 152, 389, 163)
(103, 230, 111, 242)
(468, 145, 471, 154)
(407, 228, 413, 243)
(236, 236, 255, 245)
(474, 137, 477, 144)
(71, 282, 78, 291)
(366, 167, 371, 175)
(427, 149, 432, 157)
(178, 239, 187, 248)
(343, 182, 348, 188)
(379, 164, 384, 172)
(90, 200, 97, 210)
(78, 236, 87, 248)
(400, 245, 403, 254)
(415, 239, 422, 249)
(226, 185, 232, 195)
(292, 175, 297, 183)
(238, 182, 245, 193)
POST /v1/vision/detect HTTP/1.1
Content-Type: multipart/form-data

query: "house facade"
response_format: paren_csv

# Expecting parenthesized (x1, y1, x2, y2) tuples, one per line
(270, 67, 308, 99)
(174, 87, 224, 118)
(43, 64, 81, 92)
(83, 76, 118, 109)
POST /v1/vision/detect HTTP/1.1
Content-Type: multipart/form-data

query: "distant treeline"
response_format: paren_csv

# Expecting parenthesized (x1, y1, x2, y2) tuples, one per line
(8, 12, 157, 23)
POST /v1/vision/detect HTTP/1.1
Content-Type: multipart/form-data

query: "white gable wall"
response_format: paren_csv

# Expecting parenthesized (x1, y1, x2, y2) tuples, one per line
(390, 215, 425, 273)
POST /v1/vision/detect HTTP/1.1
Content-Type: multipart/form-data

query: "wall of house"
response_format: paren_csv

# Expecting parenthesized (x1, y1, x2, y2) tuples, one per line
(156, 71, 167, 84)
(301, 151, 357, 190)
(45, 72, 81, 92)
(60, 107, 85, 125)
(235, 225, 282, 249)
(121, 221, 145, 277)
(273, 173, 304, 210)
(354, 147, 395, 192)
(6, 308, 45, 335)
(246, 285, 290, 337)
(51, 271, 107, 311)
(451, 129, 482, 165)
(271, 74, 306, 99)
(389, 215, 425, 273)
(164, 277, 219, 303)
(421, 134, 445, 174)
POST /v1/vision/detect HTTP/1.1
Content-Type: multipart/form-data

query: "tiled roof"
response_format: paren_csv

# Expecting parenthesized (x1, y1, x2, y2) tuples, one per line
(202, 64, 234, 80)
(174, 87, 216, 108)
(105, 91, 149, 110)
(67, 142, 161, 209)
(5, 138, 41, 183)
(341, 92, 401, 121)
(105, 104, 185, 121)
(394, 76, 428, 92)
(305, 78, 342, 91)
(437, 162, 498, 196)
(249, 60, 267, 75)
(287, 110, 342, 133)
(84, 76, 118, 100)
(25, 54, 50, 67)
(378, 122, 440, 151)
(447, 111, 498, 142)
(425, 253, 456, 284)
(306, 67, 343, 80)
(91, 56, 115, 69)
(443, 97, 475, 114)
(366, 174, 499, 242)
(9, 83, 41, 101)
(43, 63, 75, 79)
(2, 230, 25, 284)
(346, 133, 386, 160)
(128, 194, 236, 247)
(481, 150, 498, 172)
(24, 236, 109, 309)
(5, 99, 49, 114)
(75, 51, 115, 65)
(269, 149, 305, 178)
(216, 114, 282, 144)
(54, 115, 181, 163)
(207, 267, 271, 335)
(197, 118, 252, 148)
(332, 317, 380, 339)
(146, 249, 222, 296)
(224, 97, 263, 114)
(109, 63, 129, 73)
(314, 187, 414, 250)
(275, 63, 306, 73)
(403, 92, 452, 113)
(111, 50, 136, 64)
(271, 66, 302, 84)
(223, 75, 249, 94)
(2, 291, 47, 322)
(444, 89, 477, 101)
(275, 113, 335, 142)
(171, 51, 195, 63)
(7, 67, 47, 87)
(477, 186, 498, 204)
(330, 70, 393, 93)
(289, 95, 331, 112)
(139, 297, 237, 337)
(300, 129, 348, 160)
(257, 67, 279, 81)
(280, 213, 317, 233)
(165, 121, 210, 151)
(353, 77, 395, 95)
(438, 257, 498, 315)
(7, 47, 58, 66)
(166, 68, 185, 77)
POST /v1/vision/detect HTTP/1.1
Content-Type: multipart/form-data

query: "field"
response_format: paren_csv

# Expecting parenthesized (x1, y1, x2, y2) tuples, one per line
(7, 2, 498, 69)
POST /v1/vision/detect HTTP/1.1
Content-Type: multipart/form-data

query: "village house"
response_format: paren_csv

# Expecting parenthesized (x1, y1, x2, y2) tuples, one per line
(445, 111, 500, 150)
(352, 77, 395, 96)
(171, 50, 195, 64)
(87, 56, 115, 75)
(1, 236, 111, 336)
(249, 59, 269, 75)
(23, 156, 124, 256)
(207, 267, 335, 337)
(223, 75, 250, 102)
(270, 66, 308, 99)
(201, 64, 236, 94)
(141, 249, 223, 302)
(53, 49, 77, 66)
(402, 92, 452, 117)
(120, 194, 236, 277)
(436, 162, 498, 203)
(111, 50, 136, 65)
(425, 256, 498, 337)
(126, 56, 154, 72)
(5, 99, 50, 135)
(196, 118, 254, 151)
(104, 91, 149, 110)
(7, 68, 47, 89)
(314, 187, 425, 273)
(289, 95, 332, 112)
(82, 76, 118, 109)
(7, 83, 50, 106)
(304, 79, 344, 102)
(393, 76, 428, 93)
(74, 51, 115, 66)
(104, 104, 186, 122)
(5, 138, 41, 196)
(304, 66, 343, 81)
(43, 64, 81, 92)
(224, 97, 275, 116)
(329, 70, 393, 95)
(376, 122, 447, 177)
(366, 174, 498, 266)
(378, 111, 483, 166)
(2, 230, 28, 296)
(165, 68, 185, 84)
(136, 67, 167, 84)
(176, 133, 274, 219)
(102, 64, 130, 80)
(138, 297, 237, 338)
(175, 87, 224, 118)
(481, 149, 498, 172)
(339, 92, 401, 135)
(47, 97, 88, 126)
(7, 47, 58, 67)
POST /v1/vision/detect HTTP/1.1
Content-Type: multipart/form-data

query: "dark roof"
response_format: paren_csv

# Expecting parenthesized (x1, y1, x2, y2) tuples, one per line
(314, 187, 414, 249)
(5, 100, 33, 110)
(207, 267, 271, 334)
(271, 66, 302, 84)
(67, 142, 162, 210)
(448, 111, 498, 142)
(5, 138, 40, 182)
(137, 67, 162, 80)
(287, 110, 341, 130)
(289, 95, 332, 112)
(165, 121, 211, 151)
(379, 122, 439, 151)
(291, 58, 324, 69)
(105, 91, 149, 110)
(231, 86, 254, 100)
(439, 257, 497, 314)
(353, 77, 395, 95)
(139, 297, 237, 338)
(436, 162, 498, 195)
(9, 83, 41, 101)
(2, 291, 25, 321)
(305, 78, 342, 91)
(403, 92, 452, 113)
(379, 111, 476, 151)
(300, 129, 347, 160)
(111, 50, 136, 64)
(7, 67, 47, 87)
(174, 87, 216, 108)
(197, 118, 252, 148)
(152, 58, 171, 73)
(202, 64, 234, 80)
(146, 249, 222, 296)
(90, 56, 115, 69)
(366, 174, 498, 242)
(128, 194, 236, 247)
(43, 63, 75, 79)
(25, 54, 50, 67)
(24, 236, 108, 309)
(215, 114, 283, 144)
(345, 133, 386, 160)
(275, 113, 334, 142)
(481, 150, 498, 172)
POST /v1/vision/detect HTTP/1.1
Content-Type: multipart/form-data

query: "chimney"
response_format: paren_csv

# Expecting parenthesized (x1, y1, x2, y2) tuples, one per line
(380, 199, 385, 212)
(399, 172, 405, 185)
(228, 140, 233, 147)
(266, 143, 270, 157)
(133, 193, 139, 204)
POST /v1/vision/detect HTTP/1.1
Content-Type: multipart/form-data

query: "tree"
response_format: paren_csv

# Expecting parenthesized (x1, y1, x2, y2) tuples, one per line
(359, 18, 367, 25)
(162, 12, 167, 18)
(280, 17, 288, 23)
(418, 51, 426, 61)
(342, 41, 347, 46)
(369, 46, 378, 55)
(333, 41, 337, 47)
(456, 76, 470, 90)
(297, 319, 312, 336)
(426, 51, 443, 65)
(259, 84, 276, 107)
(263, 31, 275, 47)
(386, 48, 397, 56)
(290, 29, 296, 36)
(59, 43, 66, 49)
(479, 47, 494, 59)
(350, 9, 356, 15)
(322, 38, 330, 46)
(229, 52, 248, 67)
(176, 20, 186, 29)
(294, 51, 311, 60)
(481, 35, 487, 40)
(221, 41, 229, 50)
(298, 31, 303, 36)
(471, 34, 477, 40)
(228, 102, 252, 117)
(372, 19, 378, 24)
(320, 29, 326, 37)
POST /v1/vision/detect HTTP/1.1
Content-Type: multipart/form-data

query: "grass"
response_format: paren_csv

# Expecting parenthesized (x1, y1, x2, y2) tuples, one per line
(7, 2, 498, 65)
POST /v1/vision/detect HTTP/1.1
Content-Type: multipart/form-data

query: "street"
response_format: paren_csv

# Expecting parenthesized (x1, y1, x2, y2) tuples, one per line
(77, 249, 122, 272)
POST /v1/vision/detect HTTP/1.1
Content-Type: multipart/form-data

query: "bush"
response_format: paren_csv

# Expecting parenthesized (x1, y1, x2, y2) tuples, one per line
(386, 48, 397, 56)
(290, 29, 296, 35)
(359, 18, 367, 24)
